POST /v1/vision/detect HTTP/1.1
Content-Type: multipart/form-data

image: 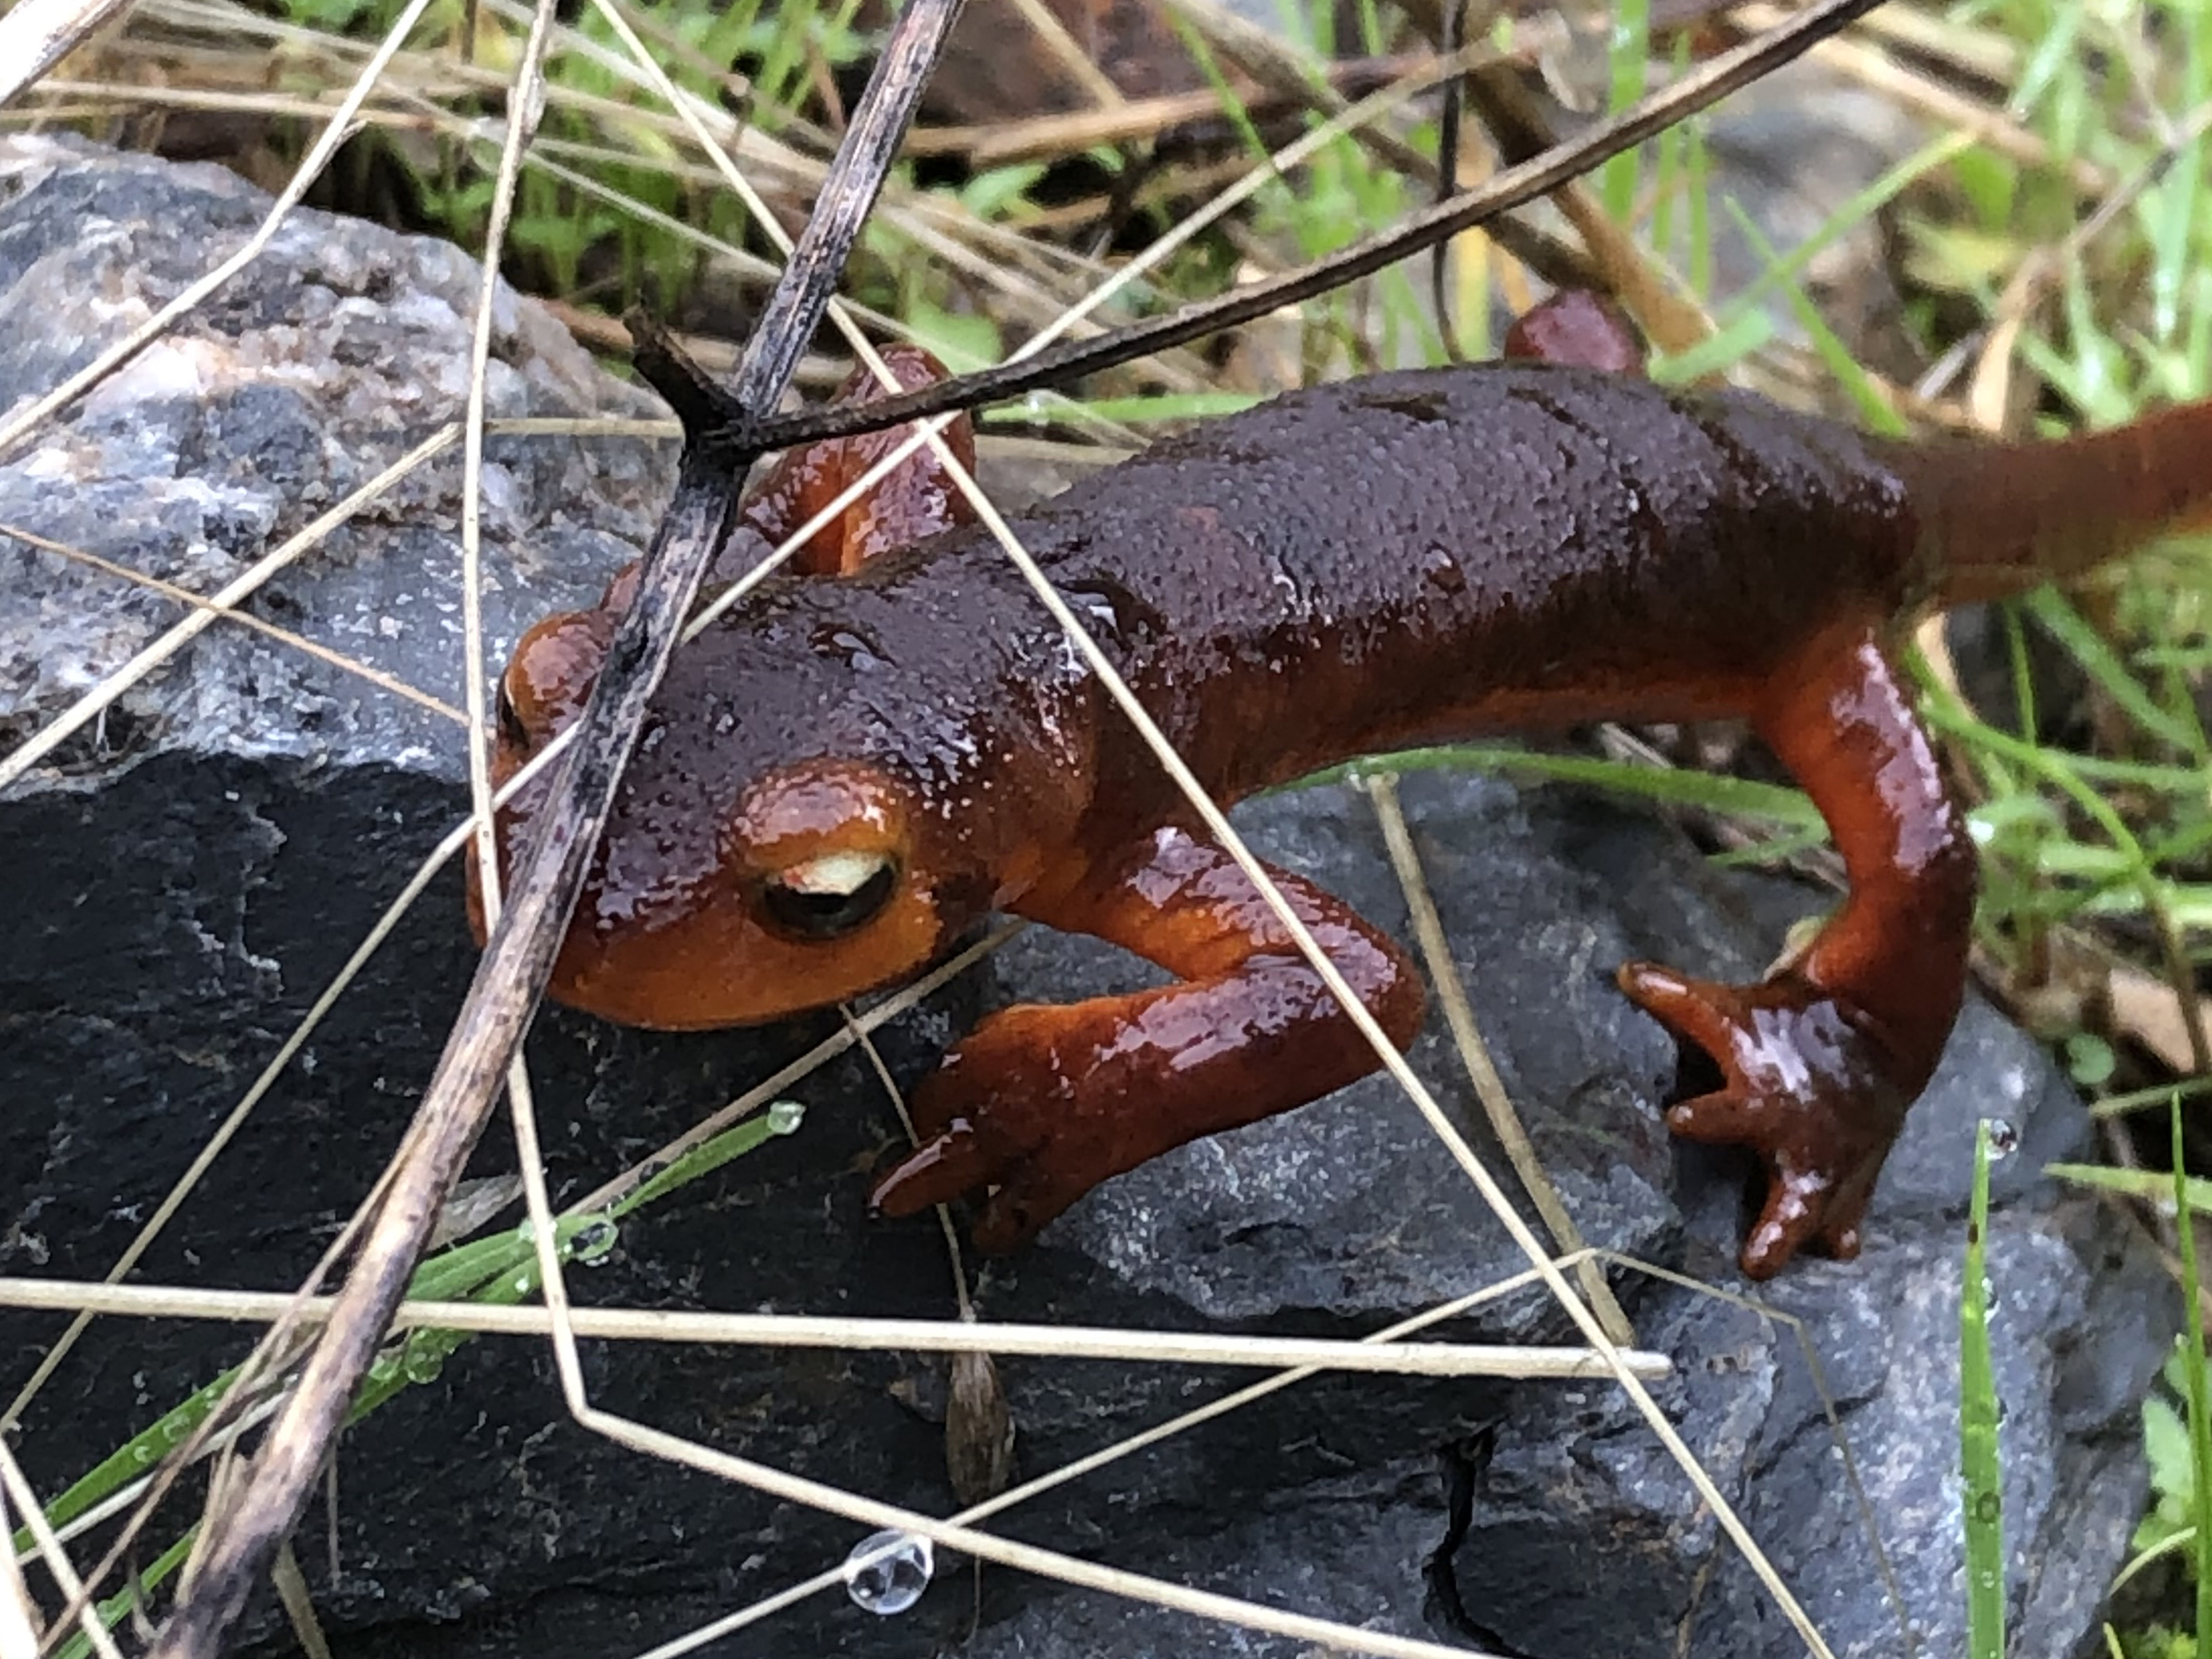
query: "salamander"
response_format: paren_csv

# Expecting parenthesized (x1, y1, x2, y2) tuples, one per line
(479, 332, 2212, 1278)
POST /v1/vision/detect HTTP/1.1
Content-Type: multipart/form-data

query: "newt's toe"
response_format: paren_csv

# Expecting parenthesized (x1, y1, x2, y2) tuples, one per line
(866, 1006, 1097, 1252)
(868, 1124, 1082, 1252)
(1616, 962, 1748, 1064)
(870, 1122, 994, 1219)
(1659, 1079, 1771, 1145)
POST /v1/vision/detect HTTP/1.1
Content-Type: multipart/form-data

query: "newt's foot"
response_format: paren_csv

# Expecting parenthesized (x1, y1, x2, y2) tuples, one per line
(868, 1005, 1128, 1254)
(1617, 961, 1911, 1279)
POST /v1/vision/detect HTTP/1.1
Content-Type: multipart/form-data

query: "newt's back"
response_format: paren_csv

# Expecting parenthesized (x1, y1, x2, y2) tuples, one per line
(995, 362, 1923, 800)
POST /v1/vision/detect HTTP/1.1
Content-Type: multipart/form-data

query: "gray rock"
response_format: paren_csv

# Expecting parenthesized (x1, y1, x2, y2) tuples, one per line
(0, 138, 2171, 1659)
(0, 131, 668, 777)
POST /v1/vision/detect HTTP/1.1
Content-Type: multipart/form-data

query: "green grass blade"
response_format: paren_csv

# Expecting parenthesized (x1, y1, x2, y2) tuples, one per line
(1649, 33, 1693, 260)
(1685, 106, 1711, 297)
(1714, 132, 1976, 339)
(616, 1105, 804, 1215)
(1293, 743, 1824, 826)
(2149, 0, 2210, 341)
(2049, 1164, 2212, 1215)
(1962, 1118, 2005, 1658)
(2021, 588, 2209, 763)
(1649, 309, 1773, 387)
(17, 1371, 235, 1545)
(1599, 0, 1651, 221)
(1721, 202, 1907, 436)
(982, 391, 1264, 428)
(2173, 1096, 2212, 1646)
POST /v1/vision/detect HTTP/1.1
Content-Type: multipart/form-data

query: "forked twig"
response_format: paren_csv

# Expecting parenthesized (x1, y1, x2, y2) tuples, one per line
(139, 3, 970, 1653)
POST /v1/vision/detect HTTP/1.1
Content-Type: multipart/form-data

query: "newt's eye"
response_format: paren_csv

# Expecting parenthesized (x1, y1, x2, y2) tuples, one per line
(761, 851, 898, 942)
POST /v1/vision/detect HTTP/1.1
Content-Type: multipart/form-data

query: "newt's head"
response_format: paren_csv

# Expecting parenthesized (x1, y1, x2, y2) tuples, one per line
(469, 557, 1087, 1031)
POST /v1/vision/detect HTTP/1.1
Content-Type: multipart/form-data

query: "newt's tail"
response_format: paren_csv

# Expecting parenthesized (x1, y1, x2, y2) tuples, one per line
(1894, 399, 2212, 604)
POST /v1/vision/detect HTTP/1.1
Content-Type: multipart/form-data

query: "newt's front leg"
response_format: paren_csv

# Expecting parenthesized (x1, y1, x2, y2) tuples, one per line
(872, 825, 1427, 1252)
(1620, 622, 1975, 1278)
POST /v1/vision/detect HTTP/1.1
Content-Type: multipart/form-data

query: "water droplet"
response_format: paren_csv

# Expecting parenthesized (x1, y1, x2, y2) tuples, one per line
(843, 1529, 931, 1615)
(1982, 1118, 2017, 1158)
(766, 1099, 806, 1135)
(402, 1335, 447, 1385)
(571, 1217, 619, 1265)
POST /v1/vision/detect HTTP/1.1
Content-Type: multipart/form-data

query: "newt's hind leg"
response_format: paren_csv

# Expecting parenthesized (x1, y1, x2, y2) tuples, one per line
(871, 825, 1425, 1253)
(1619, 623, 1976, 1278)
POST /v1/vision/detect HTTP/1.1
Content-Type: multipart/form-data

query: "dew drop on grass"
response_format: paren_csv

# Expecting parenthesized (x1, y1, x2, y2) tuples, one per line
(842, 1529, 931, 1615)
(401, 1338, 446, 1385)
(570, 1217, 618, 1265)
(766, 1100, 806, 1136)
(1983, 1118, 2017, 1158)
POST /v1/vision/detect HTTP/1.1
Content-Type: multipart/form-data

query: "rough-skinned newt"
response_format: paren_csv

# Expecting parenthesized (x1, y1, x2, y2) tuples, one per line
(478, 333, 2212, 1278)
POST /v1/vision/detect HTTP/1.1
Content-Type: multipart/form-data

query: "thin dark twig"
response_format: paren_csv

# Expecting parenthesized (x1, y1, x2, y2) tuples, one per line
(628, 312, 730, 435)
(1428, 0, 1470, 363)
(730, 0, 1889, 454)
(139, 5, 968, 1655)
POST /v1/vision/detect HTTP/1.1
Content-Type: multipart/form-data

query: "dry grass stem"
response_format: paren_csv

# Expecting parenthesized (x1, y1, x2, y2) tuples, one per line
(0, 0, 136, 105)
(0, 1280, 1675, 1382)
(1364, 772, 1638, 1346)
(0, 1439, 122, 1659)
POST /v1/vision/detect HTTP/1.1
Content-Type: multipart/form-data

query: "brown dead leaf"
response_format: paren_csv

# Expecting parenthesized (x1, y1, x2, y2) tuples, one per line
(946, 1349, 1017, 1508)
(2109, 962, 2212, 1076)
